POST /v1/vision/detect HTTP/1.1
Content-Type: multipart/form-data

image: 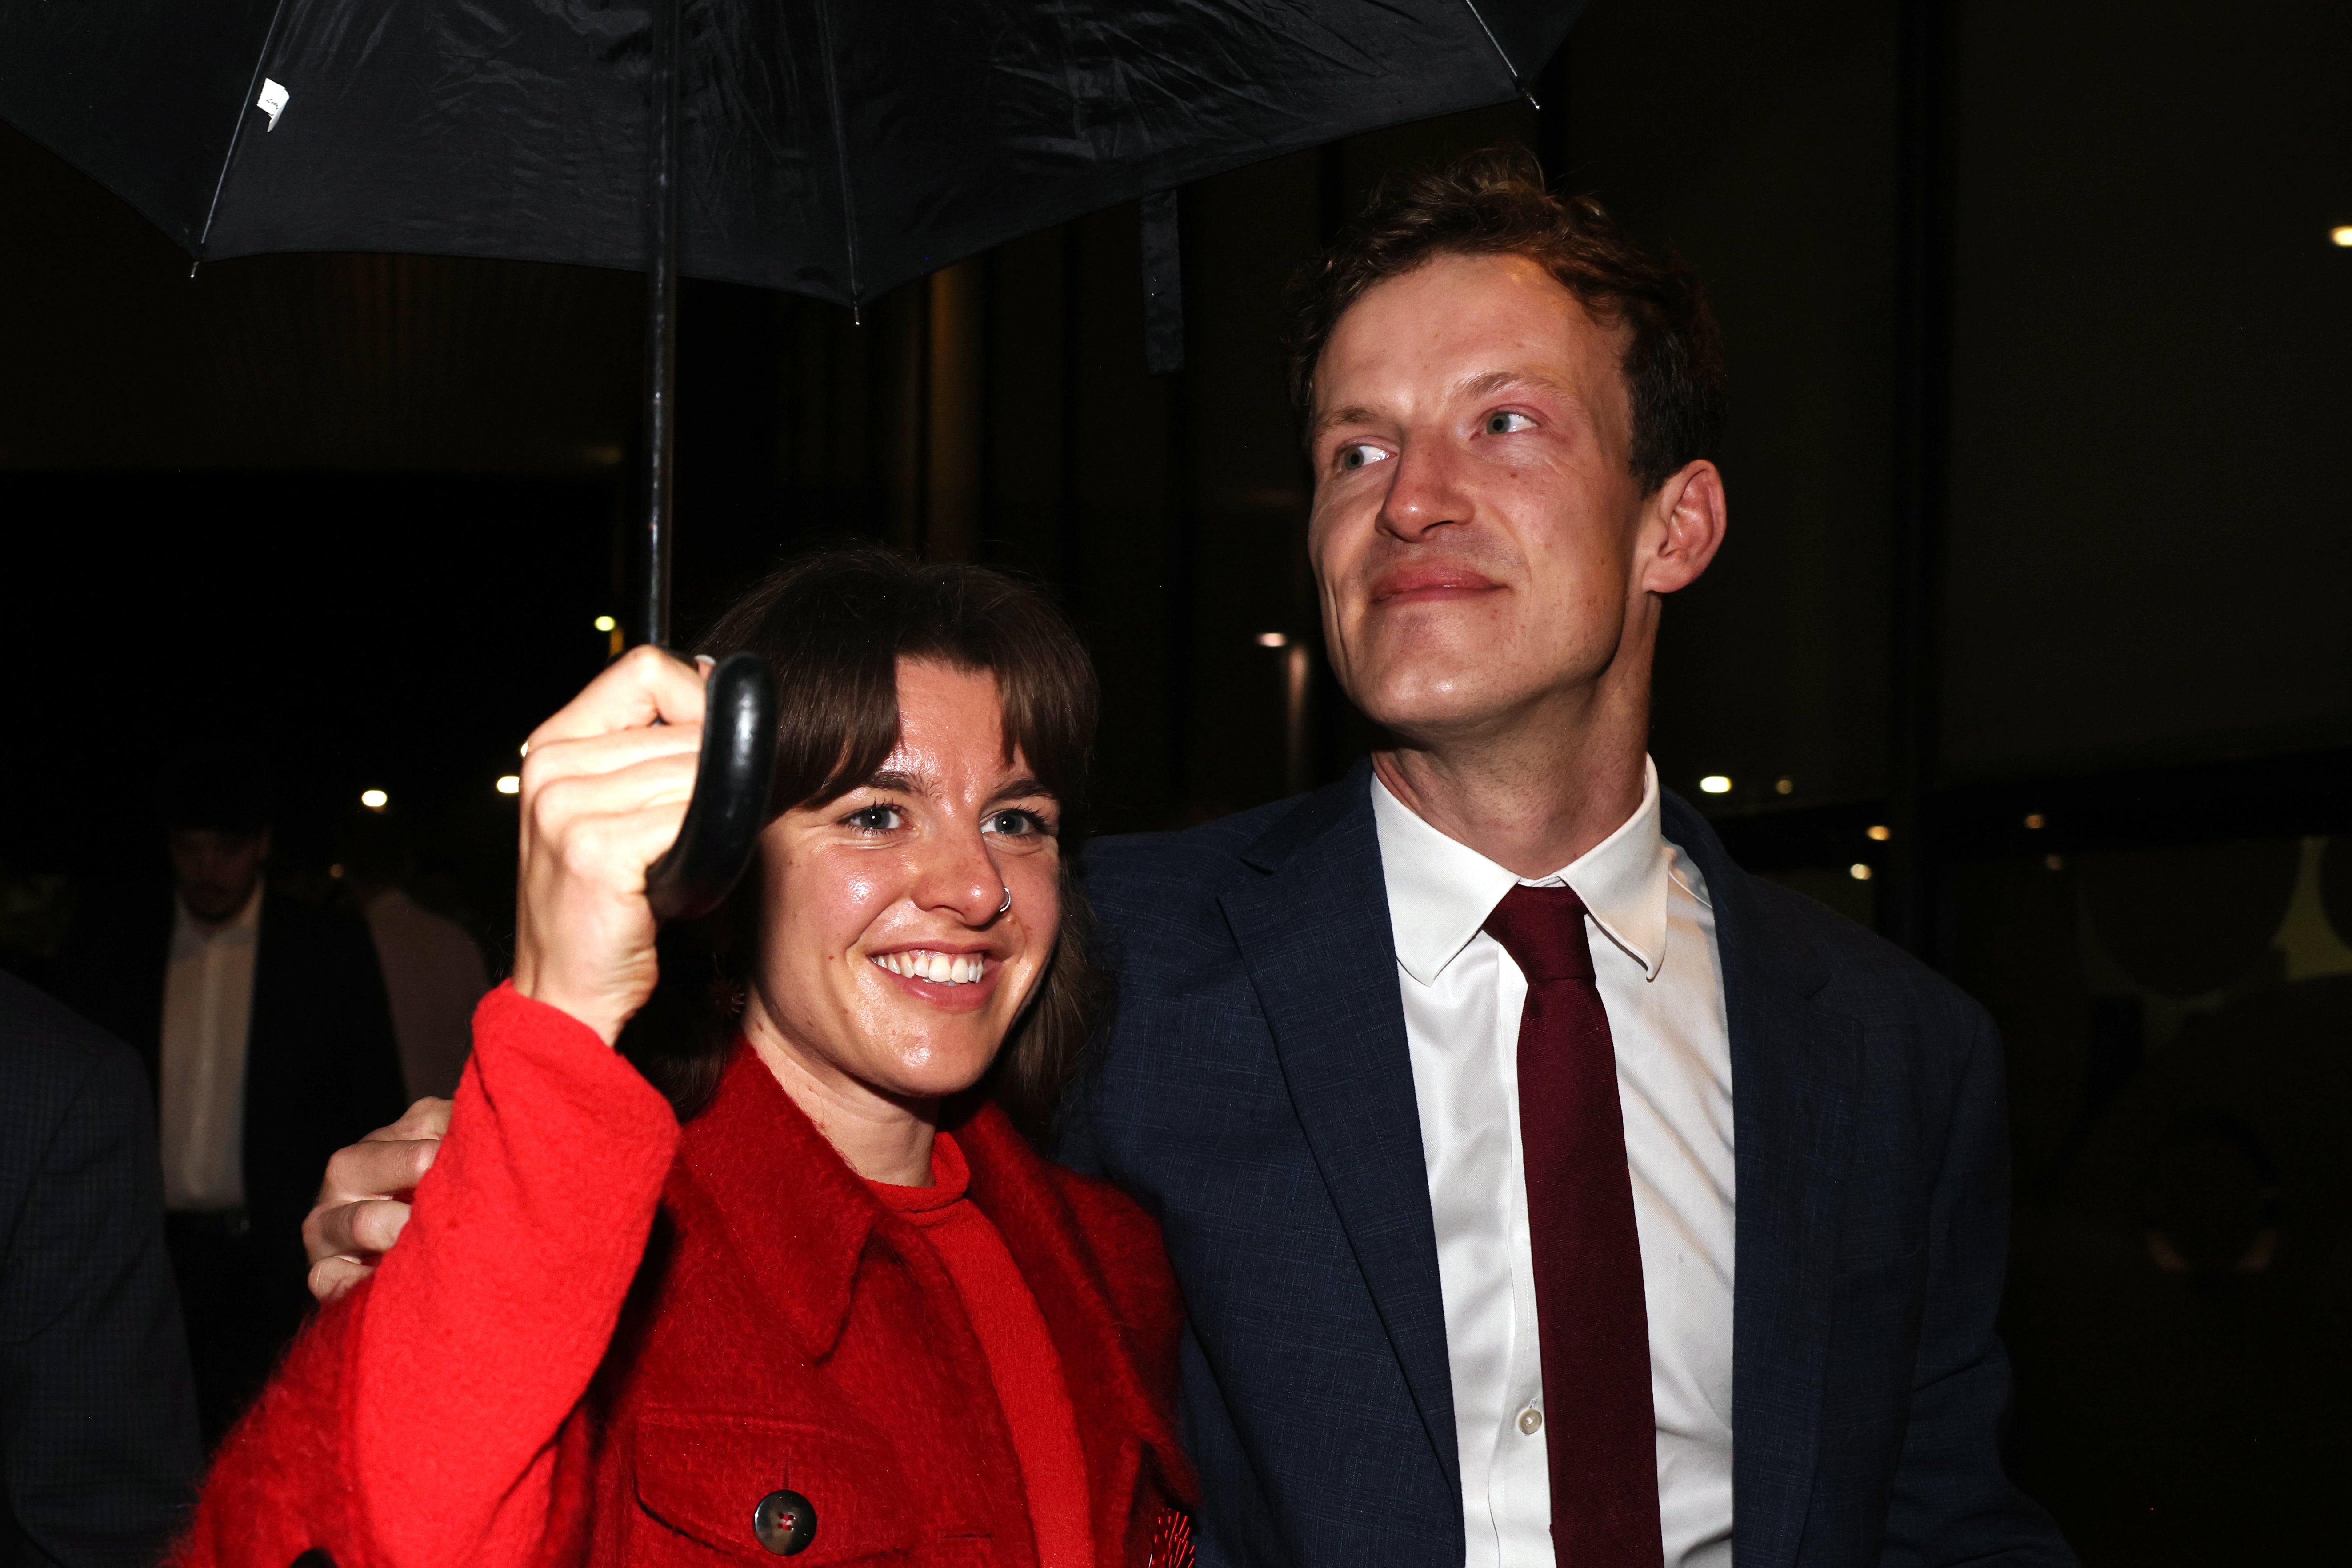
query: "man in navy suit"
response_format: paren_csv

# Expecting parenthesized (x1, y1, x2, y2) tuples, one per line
(1056, 148, 2068, 1567)
(304, 148, 2070, 1567)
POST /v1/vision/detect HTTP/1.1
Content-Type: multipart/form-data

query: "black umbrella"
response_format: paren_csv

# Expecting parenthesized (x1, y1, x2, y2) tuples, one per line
(2, 0, 1584, 910)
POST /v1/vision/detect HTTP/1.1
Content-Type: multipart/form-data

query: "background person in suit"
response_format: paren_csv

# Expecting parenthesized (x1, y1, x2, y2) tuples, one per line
(53, 741, 406, 1444)
(299, 148, 2071, 1566)
(0, 970, 201, 1568)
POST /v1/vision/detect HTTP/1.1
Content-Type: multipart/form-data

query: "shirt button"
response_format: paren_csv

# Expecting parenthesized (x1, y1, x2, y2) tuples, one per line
(1517, 1407, 1544, 1435)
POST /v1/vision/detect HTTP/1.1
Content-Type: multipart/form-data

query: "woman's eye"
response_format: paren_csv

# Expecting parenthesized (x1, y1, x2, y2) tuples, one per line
(1336, 442, 1390, 472)
(845, 804, 904, 832)
(984, 809, 1051, 839)
(1484, 411, 1534, 435)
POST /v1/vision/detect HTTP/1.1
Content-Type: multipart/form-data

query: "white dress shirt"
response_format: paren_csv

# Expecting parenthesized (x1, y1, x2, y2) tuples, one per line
(158, 885, 261, 1212)
(1373, 758, 1736, 1568)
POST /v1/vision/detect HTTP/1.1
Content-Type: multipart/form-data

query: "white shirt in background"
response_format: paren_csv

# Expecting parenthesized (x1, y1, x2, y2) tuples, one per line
(158, 885, 261, 1212)
(1372, 757, 1737, 1568)
(360, 887, 488, 1102)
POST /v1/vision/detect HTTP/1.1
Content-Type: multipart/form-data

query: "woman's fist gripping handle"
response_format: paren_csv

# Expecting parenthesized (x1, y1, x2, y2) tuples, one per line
(305, 645, 707, 1301)
(512, 644, 708, 1046)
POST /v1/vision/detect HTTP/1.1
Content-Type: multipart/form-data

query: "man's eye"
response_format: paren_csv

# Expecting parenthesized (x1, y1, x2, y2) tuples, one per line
(1484, 411, 1534, 435)
(845, 804, 904, 832)
(1336, 442, 1390, 472)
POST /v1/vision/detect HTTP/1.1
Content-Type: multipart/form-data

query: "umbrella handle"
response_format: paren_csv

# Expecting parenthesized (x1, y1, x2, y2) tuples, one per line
(644, 651, 778, 922)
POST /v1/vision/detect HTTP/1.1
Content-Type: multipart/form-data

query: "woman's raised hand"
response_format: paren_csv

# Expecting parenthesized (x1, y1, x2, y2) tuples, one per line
(511, 644, 709, 1045)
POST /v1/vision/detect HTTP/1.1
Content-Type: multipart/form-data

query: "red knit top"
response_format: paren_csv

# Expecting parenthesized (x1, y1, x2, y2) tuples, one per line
(867, 1133, 1096, 1568)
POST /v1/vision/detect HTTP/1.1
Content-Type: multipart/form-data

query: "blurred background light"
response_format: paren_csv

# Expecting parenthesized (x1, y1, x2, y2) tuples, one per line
(1849, 863, 1873, 880)
(360, 788, 388, 810)
(594, 614, 616, 632)
(496, 775, 520, 796)
(1699, 775, 1733, 794)
(1256, 631, 1288, 647)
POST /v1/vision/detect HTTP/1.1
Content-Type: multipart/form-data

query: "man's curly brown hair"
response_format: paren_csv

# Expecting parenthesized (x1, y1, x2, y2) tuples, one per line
(1284, 144, 1727, 496)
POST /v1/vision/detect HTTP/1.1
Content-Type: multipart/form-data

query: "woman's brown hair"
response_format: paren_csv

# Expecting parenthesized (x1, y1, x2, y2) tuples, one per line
(616, 544, 1109, 1146)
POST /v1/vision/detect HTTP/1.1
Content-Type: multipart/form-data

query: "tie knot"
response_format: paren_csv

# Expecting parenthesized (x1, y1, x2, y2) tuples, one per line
(1482, 883, 1597, 983)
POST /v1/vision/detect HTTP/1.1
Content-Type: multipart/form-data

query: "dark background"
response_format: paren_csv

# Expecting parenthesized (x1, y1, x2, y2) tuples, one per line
(4, 0, 2348, 1559)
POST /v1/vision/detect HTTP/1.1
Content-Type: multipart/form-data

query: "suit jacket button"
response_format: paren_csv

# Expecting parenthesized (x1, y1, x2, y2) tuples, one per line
(752, 1489, 816, 1555)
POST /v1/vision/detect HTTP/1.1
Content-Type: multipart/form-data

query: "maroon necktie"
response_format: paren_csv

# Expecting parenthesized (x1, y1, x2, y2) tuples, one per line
(1483, 884, 1663, 1568)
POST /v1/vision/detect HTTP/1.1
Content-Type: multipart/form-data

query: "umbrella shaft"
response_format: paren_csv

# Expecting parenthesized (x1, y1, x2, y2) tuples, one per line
(640, 0, 683, 648)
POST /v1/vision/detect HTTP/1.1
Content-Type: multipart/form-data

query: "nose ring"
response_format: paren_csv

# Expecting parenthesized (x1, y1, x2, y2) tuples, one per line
(996, 886, 1012, 916)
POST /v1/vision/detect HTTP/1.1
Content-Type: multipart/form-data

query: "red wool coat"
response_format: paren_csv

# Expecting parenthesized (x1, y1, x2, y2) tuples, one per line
(172, 985, 1196, 1568)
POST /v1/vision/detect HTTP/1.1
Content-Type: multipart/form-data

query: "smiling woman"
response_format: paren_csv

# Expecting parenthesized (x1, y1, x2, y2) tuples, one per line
(622, 548, 1108, 1148)
(743, 656, 1070, 1181)
(172, 548, 1193, 1568)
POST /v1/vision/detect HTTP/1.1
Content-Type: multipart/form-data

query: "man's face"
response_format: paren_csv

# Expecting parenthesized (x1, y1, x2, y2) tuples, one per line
(1305, 251, 1656, 744)
(168, 828, 269, 924)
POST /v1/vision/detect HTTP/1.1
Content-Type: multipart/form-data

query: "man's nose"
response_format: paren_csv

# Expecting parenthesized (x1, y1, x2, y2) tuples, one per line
(913, 826, 1006, 927)
(1375, 439, 1473, 541)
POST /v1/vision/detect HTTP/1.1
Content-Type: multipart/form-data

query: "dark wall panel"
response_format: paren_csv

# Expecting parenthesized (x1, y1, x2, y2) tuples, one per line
(1944, 0, 2352, 775)
(1064, 203, 1183, 831)
(1565, 0, 1902, 813)
(1179, 151, 1323, 817)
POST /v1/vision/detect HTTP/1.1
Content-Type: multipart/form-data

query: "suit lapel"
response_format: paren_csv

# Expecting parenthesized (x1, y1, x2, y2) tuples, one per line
(1665, 796, 1861, 1568)
(1216, 765, 1461, 1501)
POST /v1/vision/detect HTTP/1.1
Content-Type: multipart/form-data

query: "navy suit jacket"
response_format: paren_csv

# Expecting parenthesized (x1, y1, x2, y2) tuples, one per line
(1064, 762, 2072, 1568)
(0, 972, 201, 1568)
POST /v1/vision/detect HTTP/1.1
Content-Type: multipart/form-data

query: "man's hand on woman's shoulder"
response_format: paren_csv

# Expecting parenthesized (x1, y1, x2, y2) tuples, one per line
(304, 1096, 451, 1302)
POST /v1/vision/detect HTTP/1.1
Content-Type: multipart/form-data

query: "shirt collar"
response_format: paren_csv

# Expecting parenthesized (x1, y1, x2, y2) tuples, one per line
(172, 882, 263, 948)
(1371, 756, 1672, 985)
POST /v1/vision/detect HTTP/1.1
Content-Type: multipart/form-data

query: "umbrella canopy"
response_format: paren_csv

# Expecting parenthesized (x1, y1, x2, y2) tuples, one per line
(1, 0, 1584, 303)
(3, 0, 1587, 913)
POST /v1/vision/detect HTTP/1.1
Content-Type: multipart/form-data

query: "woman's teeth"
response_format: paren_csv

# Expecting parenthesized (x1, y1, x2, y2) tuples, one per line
(872, 950, 986, 985)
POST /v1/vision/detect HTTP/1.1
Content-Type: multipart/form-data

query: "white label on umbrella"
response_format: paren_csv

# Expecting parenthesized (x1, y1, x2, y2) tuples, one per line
(256, 78, 289, 131)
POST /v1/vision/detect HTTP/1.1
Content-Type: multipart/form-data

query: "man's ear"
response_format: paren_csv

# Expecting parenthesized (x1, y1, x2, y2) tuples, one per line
(1639, 459, 1727, 596)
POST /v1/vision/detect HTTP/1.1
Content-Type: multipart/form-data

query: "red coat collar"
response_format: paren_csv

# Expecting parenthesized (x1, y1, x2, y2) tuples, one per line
(670, 1042, 878, 1357)
(668, 1042, 1191, 1509)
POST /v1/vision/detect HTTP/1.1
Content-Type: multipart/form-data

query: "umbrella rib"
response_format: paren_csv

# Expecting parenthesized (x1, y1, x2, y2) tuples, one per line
(1455, 0, 1524, 90)
(811, 0, 863, 307)
(196, 0, 295, 260)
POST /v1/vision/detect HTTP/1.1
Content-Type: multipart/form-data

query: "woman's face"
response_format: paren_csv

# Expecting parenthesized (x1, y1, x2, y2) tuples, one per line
(744, 659, 1063, 1110)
